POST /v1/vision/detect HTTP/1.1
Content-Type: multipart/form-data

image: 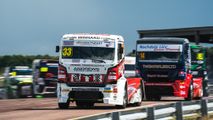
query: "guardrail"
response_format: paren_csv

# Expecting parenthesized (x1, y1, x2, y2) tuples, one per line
(208, 80, 213, 95)
(77, 99, 213, 120)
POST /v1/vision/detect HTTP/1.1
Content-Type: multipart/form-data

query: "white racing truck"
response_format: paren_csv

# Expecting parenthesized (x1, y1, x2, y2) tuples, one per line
(56, 33, 142, 109)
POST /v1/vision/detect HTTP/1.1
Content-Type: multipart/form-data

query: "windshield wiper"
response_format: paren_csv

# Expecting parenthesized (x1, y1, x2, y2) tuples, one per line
(91, 59, 106, 63)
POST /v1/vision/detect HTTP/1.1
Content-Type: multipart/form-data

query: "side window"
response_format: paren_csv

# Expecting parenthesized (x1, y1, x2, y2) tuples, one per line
(118, 43, 124, 61)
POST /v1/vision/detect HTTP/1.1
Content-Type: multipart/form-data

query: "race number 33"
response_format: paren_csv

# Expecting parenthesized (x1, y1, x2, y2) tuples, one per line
(62, 47, 73, 57)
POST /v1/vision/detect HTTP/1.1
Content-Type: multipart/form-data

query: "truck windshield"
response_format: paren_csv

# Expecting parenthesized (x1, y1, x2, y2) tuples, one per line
(13, 70, 32, 75)
(62, 46, 114, 60)
(191, 48, 203, 62)
(138, 52, 181, 61)
(39, 66, 58, 78)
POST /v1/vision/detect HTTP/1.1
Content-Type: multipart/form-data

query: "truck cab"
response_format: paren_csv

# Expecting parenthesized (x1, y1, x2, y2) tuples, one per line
(190, 45, 208, 96)
(32, 59, 58, 97)
(7, 66, 33, 98)
(56, 34, 142, 109)
(136, 37, 199, 100)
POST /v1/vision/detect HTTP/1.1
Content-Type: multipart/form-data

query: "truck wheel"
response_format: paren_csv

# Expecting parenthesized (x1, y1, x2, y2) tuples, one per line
(58, 101, 70, 109)
(116, 85, 127, 109)
(185, 82, 193, 101)
(31, 85, 36, 98)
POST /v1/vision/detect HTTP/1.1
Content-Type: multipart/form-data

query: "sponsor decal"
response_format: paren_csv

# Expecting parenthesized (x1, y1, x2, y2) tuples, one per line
(73, 67, 100, 72)
(142, 64, 176, 69)
(72, 59, 80, 63)
(75, 41, 103, 46)
(137, 44, 182, 52)
(63, 41, 74, 45)
(46, 63, 58, 66)
(70, 64, 81, 66)
(83, 64, 105, 67)
(147, 74, 168, 78)
(68, 40, 115, 48)
(70, 64, 104, 67)
(77, 36, 101, 39)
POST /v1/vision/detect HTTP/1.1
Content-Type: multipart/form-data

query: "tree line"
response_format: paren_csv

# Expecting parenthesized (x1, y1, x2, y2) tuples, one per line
(0, 55, 58, 74)
(0, 47, 212, 75)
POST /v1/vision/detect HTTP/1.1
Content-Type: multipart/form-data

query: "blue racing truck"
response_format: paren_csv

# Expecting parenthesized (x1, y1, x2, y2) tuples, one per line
(136, 37, 203, 100)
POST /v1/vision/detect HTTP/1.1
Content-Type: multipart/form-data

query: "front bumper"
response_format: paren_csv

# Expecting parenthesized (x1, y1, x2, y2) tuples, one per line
(144, 81, 188, 98)
(57, 83, 124, 105)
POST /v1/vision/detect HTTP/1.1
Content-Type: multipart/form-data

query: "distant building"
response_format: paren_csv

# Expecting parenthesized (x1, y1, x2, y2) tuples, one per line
(137, 26, 213, 44)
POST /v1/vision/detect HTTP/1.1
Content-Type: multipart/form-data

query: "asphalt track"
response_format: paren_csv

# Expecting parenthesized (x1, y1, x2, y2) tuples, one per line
(0, 97, 180, 120)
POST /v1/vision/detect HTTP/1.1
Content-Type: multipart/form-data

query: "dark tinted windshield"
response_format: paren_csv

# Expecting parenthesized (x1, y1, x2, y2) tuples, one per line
(13, 70, 32, 75)
(138, 52, 181, 61)
(62, 46, 114, 60)
(39, 66, 58, 78)
(191, 48, 204, 62)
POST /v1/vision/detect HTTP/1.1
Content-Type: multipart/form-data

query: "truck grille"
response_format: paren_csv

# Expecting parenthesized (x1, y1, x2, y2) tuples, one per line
(69, 91, 103, 101)
(145, 86, 174, 96)
(68, 74, 106, 84)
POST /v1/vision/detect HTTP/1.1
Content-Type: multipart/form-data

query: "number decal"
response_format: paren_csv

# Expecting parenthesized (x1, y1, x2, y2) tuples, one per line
(197, 53, 203, 60)
(62, 47, 73, 57)
(139, 52, 145, 60)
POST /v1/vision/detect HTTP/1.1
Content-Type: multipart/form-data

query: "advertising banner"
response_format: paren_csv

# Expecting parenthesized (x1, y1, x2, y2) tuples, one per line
(137, 44, 182, 52)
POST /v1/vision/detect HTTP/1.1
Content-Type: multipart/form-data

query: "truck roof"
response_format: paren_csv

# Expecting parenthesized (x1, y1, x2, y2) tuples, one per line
(62, 33, 124, 41)
(137, 37, 189, 44)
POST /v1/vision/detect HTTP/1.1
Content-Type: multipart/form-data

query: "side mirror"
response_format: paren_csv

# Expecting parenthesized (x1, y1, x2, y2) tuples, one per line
(132, 49, 136, 54)
(56, 46, 59, 53)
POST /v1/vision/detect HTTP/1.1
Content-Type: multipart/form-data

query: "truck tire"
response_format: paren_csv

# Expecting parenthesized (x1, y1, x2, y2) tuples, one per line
(185, 82, 193, 101)
(58, 101, 70, 109)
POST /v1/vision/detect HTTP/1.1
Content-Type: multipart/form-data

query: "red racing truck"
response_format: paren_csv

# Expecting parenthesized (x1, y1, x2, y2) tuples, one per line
(136, 37, 203, 100)
(56, 33, 142, 109)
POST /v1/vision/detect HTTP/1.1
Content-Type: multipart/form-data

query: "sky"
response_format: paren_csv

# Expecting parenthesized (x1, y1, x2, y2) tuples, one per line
(0, 0, 213, 56)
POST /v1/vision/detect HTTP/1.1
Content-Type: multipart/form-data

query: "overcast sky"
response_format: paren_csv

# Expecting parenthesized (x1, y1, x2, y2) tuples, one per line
(0, 0, 213, 56)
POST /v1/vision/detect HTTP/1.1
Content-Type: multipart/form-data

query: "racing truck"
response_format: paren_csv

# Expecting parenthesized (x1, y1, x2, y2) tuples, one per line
(32, 59, 58, 97)
(136, 37, 203, 100)
(6, 66, 33, 98)
(190, 44, 208, 96)
(56, 33, 142, 109)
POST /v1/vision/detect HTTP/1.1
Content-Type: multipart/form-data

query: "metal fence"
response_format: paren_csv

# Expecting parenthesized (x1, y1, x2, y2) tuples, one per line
(76, 99, 213, 120)
(208, 80, 213, 96)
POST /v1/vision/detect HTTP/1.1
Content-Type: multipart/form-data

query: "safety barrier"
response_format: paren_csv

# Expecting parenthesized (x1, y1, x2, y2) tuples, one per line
(76, 98, 213, 120)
